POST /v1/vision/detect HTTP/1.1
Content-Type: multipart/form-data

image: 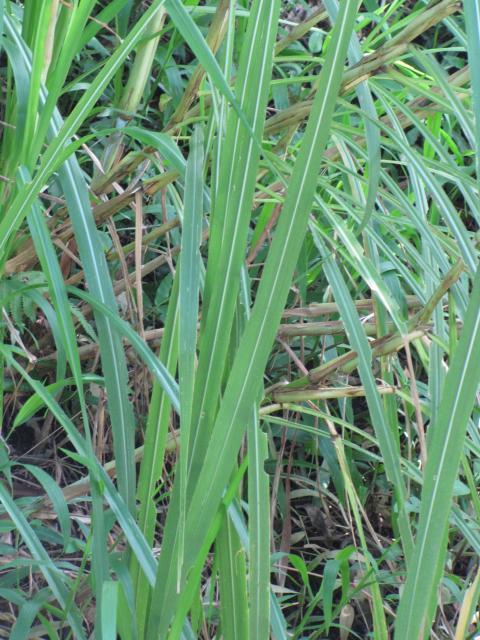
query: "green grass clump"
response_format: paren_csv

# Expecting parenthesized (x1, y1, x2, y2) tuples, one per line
(0, 1, 479, 638)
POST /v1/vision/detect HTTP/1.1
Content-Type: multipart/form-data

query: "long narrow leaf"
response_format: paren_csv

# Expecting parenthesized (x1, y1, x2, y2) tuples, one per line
(178, 125, 204, 584)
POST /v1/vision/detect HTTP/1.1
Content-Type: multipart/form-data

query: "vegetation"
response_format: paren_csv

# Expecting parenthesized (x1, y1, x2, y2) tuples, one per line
(0, 0, 479, 637)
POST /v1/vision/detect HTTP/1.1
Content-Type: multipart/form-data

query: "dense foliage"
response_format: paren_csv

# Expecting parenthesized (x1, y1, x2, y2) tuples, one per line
(0, 1, 479, 638)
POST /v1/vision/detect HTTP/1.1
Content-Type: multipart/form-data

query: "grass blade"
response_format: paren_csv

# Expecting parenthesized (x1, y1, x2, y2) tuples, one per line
(178, 124, 204, 584)
(217, 510, 249, 640)
(101, 581, 120, 640)
(133, 274, 180, 635)
(247, 412, 271, 639)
